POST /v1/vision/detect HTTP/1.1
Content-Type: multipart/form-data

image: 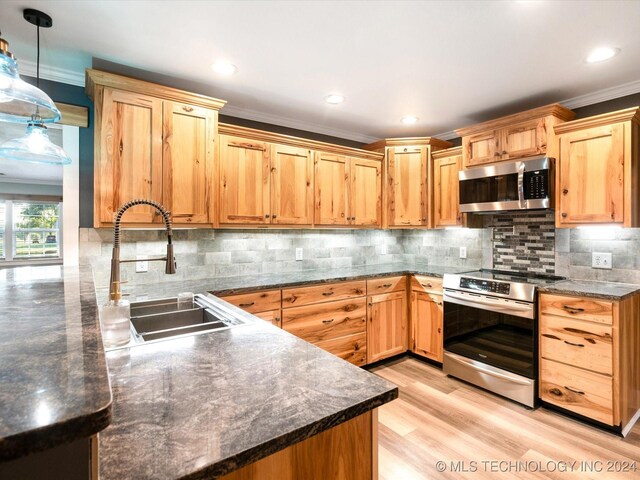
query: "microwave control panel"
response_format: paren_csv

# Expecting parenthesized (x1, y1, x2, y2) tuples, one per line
(460, 278, 511, 295)
(524, 169, 549, 200)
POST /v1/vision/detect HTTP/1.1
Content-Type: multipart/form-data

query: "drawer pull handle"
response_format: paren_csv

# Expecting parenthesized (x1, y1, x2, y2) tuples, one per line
(422, 283, 433, 288)
(563, 340, 585, 348)
(562, 305, 585, 313)
(322, 291, 335, 296)
(380, 283, 393, 288)
(550, 388, 563, 396)
(322, 319, 334, 324)
(564, 386, 585, 395)
(239, 302, 255, 307)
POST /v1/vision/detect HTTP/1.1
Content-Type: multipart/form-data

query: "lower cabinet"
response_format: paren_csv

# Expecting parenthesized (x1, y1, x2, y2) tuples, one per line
(367, 291, 408, 363)
(254, 309, 282, 328)
(410, 291, 443, 362)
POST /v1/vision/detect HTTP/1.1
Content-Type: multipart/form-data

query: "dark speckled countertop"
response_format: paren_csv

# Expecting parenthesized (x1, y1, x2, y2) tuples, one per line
(100, 297, 398, 480)
(539, 279, 640, 301)
(0, 266, 112, 461)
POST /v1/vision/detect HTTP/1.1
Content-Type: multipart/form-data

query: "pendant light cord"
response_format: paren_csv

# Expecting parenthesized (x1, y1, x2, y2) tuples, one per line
(36, 24, 40, 88)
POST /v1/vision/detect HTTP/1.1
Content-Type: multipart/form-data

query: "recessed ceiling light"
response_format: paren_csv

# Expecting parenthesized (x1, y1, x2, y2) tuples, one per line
(325, 94, 345, 104)
(211, 61, 238, 75)
(585, 47, 620, 64)
(401, 116, 418, 125)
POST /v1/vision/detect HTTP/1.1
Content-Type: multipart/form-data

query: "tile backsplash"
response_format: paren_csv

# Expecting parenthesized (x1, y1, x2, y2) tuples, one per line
(80, 216, 640, 289)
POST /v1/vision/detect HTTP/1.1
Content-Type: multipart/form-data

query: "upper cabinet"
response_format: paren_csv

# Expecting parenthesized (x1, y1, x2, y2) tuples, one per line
(87, 69, 225, 228)
(456, 104, 575, 169)
(363, 137, 452, 228)
(431, 147, 463, 228)
(218, 124, 384, 228)
(554, 108, 640, 228)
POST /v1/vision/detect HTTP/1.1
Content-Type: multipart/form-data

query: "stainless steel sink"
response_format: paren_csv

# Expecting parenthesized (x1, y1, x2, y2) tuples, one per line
(126, 294, 249, 345)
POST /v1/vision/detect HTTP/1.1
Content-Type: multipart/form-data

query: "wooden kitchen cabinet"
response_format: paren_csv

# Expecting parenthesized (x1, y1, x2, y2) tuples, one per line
(367, 290, 408, 363)
(218, 135, 271, 225)
(432, 146, 463, 228)
(554, 108, 640, 228)
(271, 144, 314, 225)
(349, 158, 382, 226)
(363, 137, 452, 228)
(456, 104, 575, 169)
(87, 69, 226, 228)
(538, 292, 640, 434)
(411, 291, 443, 363)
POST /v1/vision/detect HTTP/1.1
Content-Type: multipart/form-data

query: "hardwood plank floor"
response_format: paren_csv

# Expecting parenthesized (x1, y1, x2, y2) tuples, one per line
(370, 357, 640, 479)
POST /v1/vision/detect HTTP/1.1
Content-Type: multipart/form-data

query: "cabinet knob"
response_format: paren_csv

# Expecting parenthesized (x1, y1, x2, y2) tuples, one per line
(182, 105, 194, 112)
(265, 214, 270, 218)
(272, 214, 277, 219)
(502, 150, 507, 155)
(403, 148, 408, 152)
(561, 212, 567, 218)
(494, 152, 500, 157)
(562, 189, 568, 195)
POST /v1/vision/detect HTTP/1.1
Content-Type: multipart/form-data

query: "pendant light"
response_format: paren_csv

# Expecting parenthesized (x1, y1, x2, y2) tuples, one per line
(0, 9, 70, 165)
(0, 10, 60, 123)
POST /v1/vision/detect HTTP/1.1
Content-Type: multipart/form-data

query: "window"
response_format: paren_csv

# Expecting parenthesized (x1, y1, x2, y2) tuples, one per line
(0, 200, 63, 263)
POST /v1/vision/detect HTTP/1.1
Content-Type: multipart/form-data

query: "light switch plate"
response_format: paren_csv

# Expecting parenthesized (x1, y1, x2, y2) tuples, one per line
(295, 248, 303, 261)
(136, 256, 148, 273)
(459, 247, 467, 259)
(592, 252, 612, 269)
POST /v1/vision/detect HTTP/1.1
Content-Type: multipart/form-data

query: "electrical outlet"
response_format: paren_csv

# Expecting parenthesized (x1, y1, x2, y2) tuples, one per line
(459, 247, 467, 259)
(380, 244, 388, 255)
(295, 248, 303, 261)
(136, 256, 148, 273)
(592, 252, 612, 270)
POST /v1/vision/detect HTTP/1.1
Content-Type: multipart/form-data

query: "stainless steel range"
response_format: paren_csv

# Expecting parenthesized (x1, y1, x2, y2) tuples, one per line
(442, 269, 563, 408)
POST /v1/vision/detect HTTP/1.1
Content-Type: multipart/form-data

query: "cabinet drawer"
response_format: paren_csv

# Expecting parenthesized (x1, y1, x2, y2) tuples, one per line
(282, 281, 365, 308)
(316, 333, 367, 366)
(220, 290, 281, 313)
(410, 275, 443, 294)
(539, 358, 614, 425)
(540, 315, 613, 375)
(540, 294, 613, 325)
(282, 298, 366, 343)
(367, 276, 407, 294)
(254, 309, 282, 328)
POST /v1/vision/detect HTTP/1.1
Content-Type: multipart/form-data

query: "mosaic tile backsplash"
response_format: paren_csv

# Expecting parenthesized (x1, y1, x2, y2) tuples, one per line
(487, 212, 556, 274)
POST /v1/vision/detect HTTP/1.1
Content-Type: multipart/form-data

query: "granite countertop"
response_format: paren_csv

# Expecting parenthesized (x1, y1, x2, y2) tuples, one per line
(105, 262, 466, 302)
(0, 266, 112, 461)
(539, 279, 640, 301)
(100, 297, 398, 480)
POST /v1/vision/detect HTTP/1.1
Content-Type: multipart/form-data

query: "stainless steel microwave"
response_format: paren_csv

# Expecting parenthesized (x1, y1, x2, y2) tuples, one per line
(458, 156, 554, 213)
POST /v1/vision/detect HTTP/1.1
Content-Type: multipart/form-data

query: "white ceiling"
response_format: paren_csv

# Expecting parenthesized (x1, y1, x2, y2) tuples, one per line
(2, 0, 640, 143)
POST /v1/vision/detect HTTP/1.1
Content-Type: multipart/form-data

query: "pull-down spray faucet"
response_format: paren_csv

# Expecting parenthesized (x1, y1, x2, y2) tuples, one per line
(108, 199, 177, 301)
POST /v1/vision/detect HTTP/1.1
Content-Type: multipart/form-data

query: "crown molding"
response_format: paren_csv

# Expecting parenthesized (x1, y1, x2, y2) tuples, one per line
(18, 60, 86, 87)
(431, 129, 458, 140)
(561, 79, 640, 109)
(221, 104, 380, 144)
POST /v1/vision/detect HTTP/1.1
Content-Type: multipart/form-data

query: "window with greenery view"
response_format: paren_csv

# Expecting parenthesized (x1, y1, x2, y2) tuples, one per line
(12, 202, 61, 258)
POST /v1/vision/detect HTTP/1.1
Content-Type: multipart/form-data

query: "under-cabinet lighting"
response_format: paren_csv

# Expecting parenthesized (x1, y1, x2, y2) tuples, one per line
(576, 225, 622, 240)
(585, 47, 620, 64)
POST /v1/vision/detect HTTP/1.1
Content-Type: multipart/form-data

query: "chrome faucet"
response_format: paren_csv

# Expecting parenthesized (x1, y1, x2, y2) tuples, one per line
(108, 199, 177, 301)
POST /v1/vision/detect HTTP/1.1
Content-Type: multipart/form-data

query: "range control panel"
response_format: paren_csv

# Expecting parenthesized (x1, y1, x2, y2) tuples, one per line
(460, 277, 511, 295)
(524, 169, 549, 200)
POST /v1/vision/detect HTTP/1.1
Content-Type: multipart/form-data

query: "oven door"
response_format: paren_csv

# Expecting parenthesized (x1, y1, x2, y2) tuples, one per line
(443, 289, 536, 379)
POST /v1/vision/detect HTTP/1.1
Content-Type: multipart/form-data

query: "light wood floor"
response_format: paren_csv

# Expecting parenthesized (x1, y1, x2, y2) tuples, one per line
(370, 357, 640, 479)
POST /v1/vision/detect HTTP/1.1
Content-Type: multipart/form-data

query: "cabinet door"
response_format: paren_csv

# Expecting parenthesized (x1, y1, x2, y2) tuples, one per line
(433, 154, 462, 228)
(411, 292, 443, 362)
(219, 135, 271, 224)
(350, 158, 382, 226)
(462, 130, 499, 167)
(387, 147, 428, 227)
(500, 119, 546, 160)
(255, 310, 282, 328)
(367, 291, 408, 363)
(97, 88, 163, 224)
(162, 101, 215, 224)
(271, 145, 314, 225)
(314, 153, 349, 226)
(557, 124, 625, 225)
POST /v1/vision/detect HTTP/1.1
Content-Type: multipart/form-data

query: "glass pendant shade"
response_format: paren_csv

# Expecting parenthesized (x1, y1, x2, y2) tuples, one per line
(0, 121, 71, 165)
(0, 52, 61, 123)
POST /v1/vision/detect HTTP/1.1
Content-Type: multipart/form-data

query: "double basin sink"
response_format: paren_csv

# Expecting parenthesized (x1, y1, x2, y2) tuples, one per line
(121, 294, 249, 347)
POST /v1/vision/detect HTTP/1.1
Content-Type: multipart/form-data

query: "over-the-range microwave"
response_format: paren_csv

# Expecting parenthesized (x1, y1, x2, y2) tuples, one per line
(458, 156, 554, 213)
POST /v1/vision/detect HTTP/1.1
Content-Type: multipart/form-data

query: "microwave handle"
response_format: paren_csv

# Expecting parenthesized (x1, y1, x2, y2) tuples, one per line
(517, 161, 526, 209)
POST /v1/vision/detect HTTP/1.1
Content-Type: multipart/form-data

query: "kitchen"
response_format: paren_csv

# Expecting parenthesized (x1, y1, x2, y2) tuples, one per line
(0, 1, 639, 479)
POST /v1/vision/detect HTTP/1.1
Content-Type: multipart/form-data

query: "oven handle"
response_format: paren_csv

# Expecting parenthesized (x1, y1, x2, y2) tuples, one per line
(446, 353, 532, 386)
(443, 290, 534, 318)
